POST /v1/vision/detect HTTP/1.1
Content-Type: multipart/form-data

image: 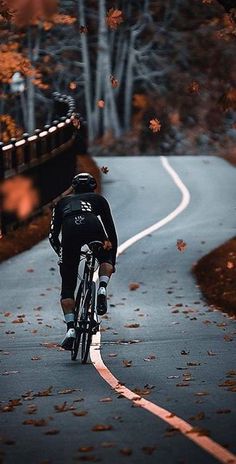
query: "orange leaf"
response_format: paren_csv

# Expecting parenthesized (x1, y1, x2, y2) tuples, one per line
(45, 429, 60, 435)
(106, 8, 124, 30)
(124, 323, 140, 329)
(120, 448, 133, 456)
(129, 282, 140, 291)
(149, 118, 161, 133)
(110, 75, 119, 88)
(73, 410, 88, 417)
(176, 239, 187, 252)
(92, 424, 113, 431)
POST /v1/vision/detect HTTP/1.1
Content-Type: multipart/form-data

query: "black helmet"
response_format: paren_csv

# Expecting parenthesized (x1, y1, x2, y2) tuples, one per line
(72, 173, 97, 193)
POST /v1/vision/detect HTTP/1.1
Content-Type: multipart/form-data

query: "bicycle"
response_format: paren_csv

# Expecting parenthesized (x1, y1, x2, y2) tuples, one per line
(71, 240, 103, 363)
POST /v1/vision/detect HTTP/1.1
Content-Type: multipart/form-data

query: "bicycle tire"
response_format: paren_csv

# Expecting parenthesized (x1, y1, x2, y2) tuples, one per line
(81, 281, 96, 364)
(71, 281, 83, 361)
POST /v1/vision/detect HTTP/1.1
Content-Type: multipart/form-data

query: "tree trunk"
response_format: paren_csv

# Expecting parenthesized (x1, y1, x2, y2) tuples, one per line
(78, 0, 94, 142)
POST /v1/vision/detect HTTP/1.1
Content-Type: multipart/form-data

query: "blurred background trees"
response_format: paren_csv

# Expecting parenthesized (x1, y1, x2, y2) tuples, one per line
(0, 0, 235, 157)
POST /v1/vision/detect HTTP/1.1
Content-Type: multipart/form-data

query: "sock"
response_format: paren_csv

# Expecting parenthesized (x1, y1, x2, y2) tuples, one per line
(99, 276, 109, 288)
(64, 313, 74, 330)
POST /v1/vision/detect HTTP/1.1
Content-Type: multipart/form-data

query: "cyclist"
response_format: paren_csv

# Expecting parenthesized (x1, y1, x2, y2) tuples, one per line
(49, 172, 117, 350)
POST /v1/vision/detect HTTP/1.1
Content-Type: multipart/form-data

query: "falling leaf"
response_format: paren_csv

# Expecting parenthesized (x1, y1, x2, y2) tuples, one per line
(122, 359, 132, 368)
(79, 25, 88, 33)
(129, 282, 140, 291)
(110, 75, 119, 88)
(149, 118, 161, 133)
(188, 81, 200, 93)
(226, 261, 234, 269)
(176, 239, 187, 252)
(92, 424, 113, 432)
(106, 8, 124, 30)
(120, 448, 133, 456)
(97, 100, 105, 108)
(101, 166, 109, 174)
(124, 323, 140, 329)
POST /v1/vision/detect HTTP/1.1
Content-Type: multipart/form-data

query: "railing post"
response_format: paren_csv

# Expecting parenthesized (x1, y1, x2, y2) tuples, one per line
(0, 142, 4, 180)
(34, 129, 41, 158)
(10, 138, 17, 171)
(22, 133, 30, 164)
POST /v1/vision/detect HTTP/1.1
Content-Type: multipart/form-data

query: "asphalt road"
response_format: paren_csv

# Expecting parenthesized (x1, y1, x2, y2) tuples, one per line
(0, 156, 236, 464)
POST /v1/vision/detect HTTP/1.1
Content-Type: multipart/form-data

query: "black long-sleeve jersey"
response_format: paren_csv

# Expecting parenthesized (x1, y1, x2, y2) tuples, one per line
(49, 192, 118, 265)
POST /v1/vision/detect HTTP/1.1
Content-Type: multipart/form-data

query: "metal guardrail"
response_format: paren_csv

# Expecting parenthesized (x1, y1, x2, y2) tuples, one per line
(0, 92, 83, 235)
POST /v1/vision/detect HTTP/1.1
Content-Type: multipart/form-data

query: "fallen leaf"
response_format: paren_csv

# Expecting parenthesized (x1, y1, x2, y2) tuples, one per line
(99, 397, 112, 403)
(108, 353, 117, 357)
(23, 418, 49, 426)
(142, 446, 156, 455)
(40, 342, 59, 349)
(122, 359, 132, 368)
(34, 386, 53, 397)
(54, 402, 75, 413)
(120, 448, 132, 456)
(27, 268, 34, 273)
(12, 318, 24, 324)
(187, 361, 201, 366)
(207, 350, 216, 356)
(100, 442, 116, 448)
(92, 424, 113, 431)
(176, 239, 187, 252)
(58, 388, 77, 395)
(129, 282, 140, 291)
(78, 446, 94, 452)
(4, 312, 11, 317)
(187, 427, 210, 436)
(189, 412, 205, 421)
(31, 356, 41, 361)
(164, 427, 180, 437)
(73, 410, 88, 417)
(224, 334, 233, 342)
(194, 392, 209, 396)
(26, 404, 37, 414)
(124, 323, 140, 329)
(181, 350, 190, 355)
(216, 409, 231, 414)
(44, 429, 60, 435)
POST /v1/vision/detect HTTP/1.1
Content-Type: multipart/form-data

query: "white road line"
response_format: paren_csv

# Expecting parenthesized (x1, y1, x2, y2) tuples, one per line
(90, 156, 236, 464)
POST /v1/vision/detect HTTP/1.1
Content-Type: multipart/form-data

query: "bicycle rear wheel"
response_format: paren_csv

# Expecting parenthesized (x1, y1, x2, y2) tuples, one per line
(81, 281, 96, 364)
(71, 281, 83, 361)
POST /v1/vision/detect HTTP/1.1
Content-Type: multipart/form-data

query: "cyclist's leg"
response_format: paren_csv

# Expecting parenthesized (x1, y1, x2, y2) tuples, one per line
(97, 248, 114, 315)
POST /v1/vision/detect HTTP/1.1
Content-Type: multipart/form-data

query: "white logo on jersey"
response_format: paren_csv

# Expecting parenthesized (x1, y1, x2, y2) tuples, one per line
(75, 215, 85, 225)
(81, 201, 92, 212)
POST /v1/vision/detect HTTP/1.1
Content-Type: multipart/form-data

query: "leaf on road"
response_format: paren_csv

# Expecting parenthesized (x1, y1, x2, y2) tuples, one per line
(187, 427, 210, 436)
(40, 342, 59, 349)
(101, 441, 116, 448)
(207, 350, 216, 356)
(187, 361, 201, 366)
(176, 383, 189, 387)
(224, 334, 233, 342)
(5, 331, 15, 334)
(23, 418, 49, 426)
(4, 312, 11, 317)
(142, 446, 157, 455)
(58, 388, 77, 395)
(54, 402, 75, 413)
(167, 375, 179, 379)
(73, 410, 88, 417)
(92, 424, 113, 432)
(124, 323, 140, 329)
(108, 353, 118, 357)
(133, 386, 153, 396)
(216, 409, 231, 414)
(164, 427, 180, 437)
(181, 350, 190, 355)
(99, 397, 112, 403)
(2, 438, 16, 445)
(129, 282, 140, 291)
(44, 429, 60, 435)
(27, 268, 34, 273)
(12, 318, 24, 323)
(2, 370, 18, 375)
(194, 391, 209, 396)
(26, 404, 37, 414)
(120, 448, 133, 456)
(226, 370, 236, 377)
(78, 446, 94, 452)
(31, 356, 41, 361)
(176, 239, 187, 252)
(144, 354, 156, 362)
(189, 412, 205, 421)
(122, 359, 132, 368)
(35, 386, 53, 397)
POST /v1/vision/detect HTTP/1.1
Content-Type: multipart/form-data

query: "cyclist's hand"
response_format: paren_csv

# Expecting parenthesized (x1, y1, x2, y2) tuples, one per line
(103, 240, 112, 251)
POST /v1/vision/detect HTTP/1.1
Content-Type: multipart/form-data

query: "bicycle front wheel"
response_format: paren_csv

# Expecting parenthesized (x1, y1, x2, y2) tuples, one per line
(71, 280, 83, 361)
(81, 281, 96, 364)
